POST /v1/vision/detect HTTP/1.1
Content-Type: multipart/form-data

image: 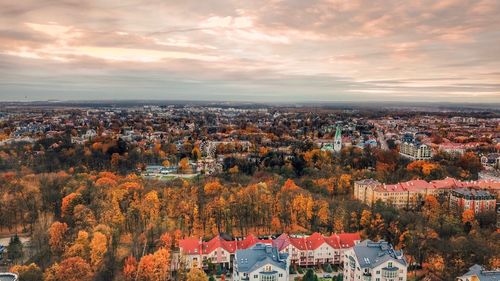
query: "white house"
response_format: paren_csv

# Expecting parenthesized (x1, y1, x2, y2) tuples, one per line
(343, 240, 407, 281)
(233, 244, 289, 281)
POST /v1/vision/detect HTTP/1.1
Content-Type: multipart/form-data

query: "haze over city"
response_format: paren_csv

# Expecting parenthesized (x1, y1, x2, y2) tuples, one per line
(1, 0, 499, 102)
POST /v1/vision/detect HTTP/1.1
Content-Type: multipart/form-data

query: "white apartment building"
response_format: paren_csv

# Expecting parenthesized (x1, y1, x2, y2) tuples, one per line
(233, 244, 289, 281)
(343, 240, 407, 281)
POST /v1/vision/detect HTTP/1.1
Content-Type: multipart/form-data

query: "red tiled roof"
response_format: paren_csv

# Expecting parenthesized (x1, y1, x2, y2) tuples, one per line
(179, 237, 201, 255)
(337, 233, 361, 248)
(306, 232, 326, 250)
(324, 235, 340, 248)
(289, 237, 308, 250)
(202, 236, 237, 254)
(236, 234, 272, 249)
(272, 233, 290, 251)
(180, 232, 362, 255)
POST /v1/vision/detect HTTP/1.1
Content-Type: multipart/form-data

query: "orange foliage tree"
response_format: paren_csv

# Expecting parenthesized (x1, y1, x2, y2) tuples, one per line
(49, 221, 68, 255)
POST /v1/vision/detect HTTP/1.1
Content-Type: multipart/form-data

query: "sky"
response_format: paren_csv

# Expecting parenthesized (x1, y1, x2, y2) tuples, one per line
(0, 0, 499, 103)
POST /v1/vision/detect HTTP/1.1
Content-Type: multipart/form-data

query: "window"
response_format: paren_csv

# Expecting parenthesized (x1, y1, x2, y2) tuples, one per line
(254, 275, 258, 278)
(376, 271, 380, 274)
(259, 274, 277, 281)
(388, 262, 393, 268)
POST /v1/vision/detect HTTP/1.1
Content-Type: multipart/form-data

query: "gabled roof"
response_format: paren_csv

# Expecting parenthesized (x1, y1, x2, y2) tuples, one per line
(202, 236, 237, 254)
(179, 237, 201, 255)
(338, 233, 361, 248)
(237, 234, 272, 250)
(324, 233, 361, 249)
(289, 237, 308, 250)
(235, 243, 288, 273)
(306, 232, 326, 250)
(272, 233, 290, 251)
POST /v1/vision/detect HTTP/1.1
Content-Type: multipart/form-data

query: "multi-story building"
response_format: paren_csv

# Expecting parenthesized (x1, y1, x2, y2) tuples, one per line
(354, 178, 500, 209)
(343, 240, 407, 281)
(176, 232, 360, 270)
(233, 243, 289, 281)
(272, 233, 360, 266)
(449, 188, 496, 213)
(399, 141, 432, 160)
(438, 143, 466, 155)
(456, 264, 500, 281)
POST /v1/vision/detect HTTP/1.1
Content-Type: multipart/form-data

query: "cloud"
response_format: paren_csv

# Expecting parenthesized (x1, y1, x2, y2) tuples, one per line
(0, 0, 498, 102)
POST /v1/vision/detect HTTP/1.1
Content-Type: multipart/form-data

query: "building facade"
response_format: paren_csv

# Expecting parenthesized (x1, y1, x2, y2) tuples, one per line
(399, 142, 432, 160)
(233, 244, 289, 281)
(354, 178, 500, 209)
(449, 188, 496, 214)
(343, 240, 407, 281)
(176, 232, 360, 270)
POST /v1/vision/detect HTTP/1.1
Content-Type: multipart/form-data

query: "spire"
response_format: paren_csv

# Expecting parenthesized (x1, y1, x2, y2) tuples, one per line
(335, 125, 342, 140)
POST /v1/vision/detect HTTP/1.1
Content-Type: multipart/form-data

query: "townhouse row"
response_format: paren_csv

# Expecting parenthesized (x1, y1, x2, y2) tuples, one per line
(174, 232, 361, 270)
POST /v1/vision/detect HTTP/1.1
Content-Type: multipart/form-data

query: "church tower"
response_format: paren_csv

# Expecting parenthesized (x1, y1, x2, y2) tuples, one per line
(334, 125, 342, 152)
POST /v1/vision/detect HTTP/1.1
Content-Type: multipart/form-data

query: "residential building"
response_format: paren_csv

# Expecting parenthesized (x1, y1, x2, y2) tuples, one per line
(481, 153, 500, 170)
(272, 232, 360, 266)
(438, 143, 466, 155)
(176, 232, 360, 270)
(233, 243, 289, 281)
(354, 178, 500, 209)
(456, 264, 500, 281)
(399, 141, 432, 160)
(449, 188, 496, 213)
(343, 240, 407, 281)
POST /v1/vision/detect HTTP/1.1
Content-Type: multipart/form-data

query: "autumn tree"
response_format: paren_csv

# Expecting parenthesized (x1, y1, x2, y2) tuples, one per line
(123, 255, 137, 281)
(90, 231, 108, 270)
(10, 263, 43, 281)
(360, 210, 372, 229)
(137, 248, 170, 281)
(64, 231, 90, 260)
(49, 221, 68, 256)
(187, 267, 209, 281)
(179, 157, 190, 173)
(44, 257, 93, 281)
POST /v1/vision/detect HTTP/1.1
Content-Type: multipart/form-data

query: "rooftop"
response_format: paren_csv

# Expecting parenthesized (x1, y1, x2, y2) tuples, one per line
(352, 240, 406, 269)
(235, 243, 288, 273)
(0, 273, 18, 281)
(458, 264, 500, 281)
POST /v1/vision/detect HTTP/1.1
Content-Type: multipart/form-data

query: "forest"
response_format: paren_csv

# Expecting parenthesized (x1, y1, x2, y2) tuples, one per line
(0, 137, 498, 281)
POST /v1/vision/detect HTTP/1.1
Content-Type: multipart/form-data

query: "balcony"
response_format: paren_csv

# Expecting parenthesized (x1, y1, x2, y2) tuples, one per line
(382, 267, 398, 279)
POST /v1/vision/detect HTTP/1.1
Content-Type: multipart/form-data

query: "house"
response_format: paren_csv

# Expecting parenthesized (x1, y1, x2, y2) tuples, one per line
(481, 154, 500, 169)
(456, 264, 500, 281)
(233, 243, 289, 281)
(343, 240, 407, 281)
